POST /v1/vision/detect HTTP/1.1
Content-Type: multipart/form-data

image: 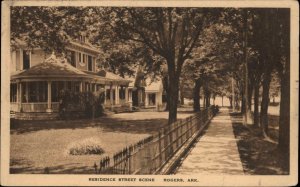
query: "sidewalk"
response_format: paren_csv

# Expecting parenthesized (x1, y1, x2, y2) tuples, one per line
(175, 108, 244, 175)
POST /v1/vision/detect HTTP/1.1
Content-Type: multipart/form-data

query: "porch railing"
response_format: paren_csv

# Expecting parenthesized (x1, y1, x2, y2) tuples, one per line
(119, 99, 126, 105)
(21, 102, 59, 112)
(104, 100, 130, 108)
(94, 106, 216, 174)
(10, 102, 19, 112)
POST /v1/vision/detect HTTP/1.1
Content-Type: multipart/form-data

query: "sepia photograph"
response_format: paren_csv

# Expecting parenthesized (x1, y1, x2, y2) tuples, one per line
(1, 0, 298, 186)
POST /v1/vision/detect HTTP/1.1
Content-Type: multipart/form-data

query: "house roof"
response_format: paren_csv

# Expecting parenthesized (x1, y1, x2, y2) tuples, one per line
(11, 53, 131, 86)
(127, 77, 136, 87)
(145, 78, 163, 93)
(12, 37, 100, 55)
(69, 40, 100, 54)
(83, 70, 131, 84)
(11, 53, 91, 80)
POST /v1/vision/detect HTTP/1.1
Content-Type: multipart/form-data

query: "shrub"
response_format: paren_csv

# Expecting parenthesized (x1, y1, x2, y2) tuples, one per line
(58, 90, 104, 119)
(67, 138, 105, 155)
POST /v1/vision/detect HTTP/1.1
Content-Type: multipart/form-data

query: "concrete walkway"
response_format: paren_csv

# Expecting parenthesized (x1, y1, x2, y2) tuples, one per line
(175, 108, 244, 175)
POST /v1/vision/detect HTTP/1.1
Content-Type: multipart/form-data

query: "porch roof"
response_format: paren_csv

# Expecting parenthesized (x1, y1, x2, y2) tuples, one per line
(84, 70, 131, 84)
(11, 53, 104, 82)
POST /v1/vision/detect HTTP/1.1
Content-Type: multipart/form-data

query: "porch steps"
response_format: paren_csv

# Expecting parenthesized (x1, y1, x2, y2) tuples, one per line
(138, 107, 157, 112)
(103, 110, 115, 116)
(10, 111, 16, 118)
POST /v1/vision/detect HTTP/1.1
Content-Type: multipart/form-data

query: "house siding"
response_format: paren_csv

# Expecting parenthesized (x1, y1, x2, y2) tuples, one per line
(31, 50, 49, 67)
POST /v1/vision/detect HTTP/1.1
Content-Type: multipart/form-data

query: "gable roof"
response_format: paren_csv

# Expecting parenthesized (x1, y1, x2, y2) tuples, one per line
(145, 78, 163, 92)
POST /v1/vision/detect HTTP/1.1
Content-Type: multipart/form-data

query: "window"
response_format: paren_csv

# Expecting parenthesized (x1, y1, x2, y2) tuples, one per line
(79, 36, 86, 43)
(23, 50, 30, 69)
(119, 86, 125, 100)
(149, 93, 156, 106)
(78, 52, 82, 62)
(70, 51, 76, 67)
(78, 52, 87, 66)
(73, 82, 80, 92)
(51, 82, 64, 102)
(10, 83, 17, 102)
(83, 54, 86, 63)
(88, 55, 93, 71)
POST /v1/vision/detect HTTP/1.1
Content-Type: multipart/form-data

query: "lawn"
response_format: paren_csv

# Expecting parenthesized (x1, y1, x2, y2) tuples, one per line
(10, 110, 194, 174)
(230, 108, 289, 175)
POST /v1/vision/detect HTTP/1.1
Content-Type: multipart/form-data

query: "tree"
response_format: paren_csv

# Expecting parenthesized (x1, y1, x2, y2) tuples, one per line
(11, 7, 91, 52)
(181, 20, 236, 112)
(95, 8, 221, 123)
(275, 9, 290, 160)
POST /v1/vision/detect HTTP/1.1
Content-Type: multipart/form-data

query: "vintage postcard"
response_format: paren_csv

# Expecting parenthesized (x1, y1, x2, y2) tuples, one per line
(1, 0, 298, 186)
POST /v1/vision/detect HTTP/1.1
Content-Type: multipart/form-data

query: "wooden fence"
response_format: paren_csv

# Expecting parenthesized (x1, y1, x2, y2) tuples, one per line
(93, 106, 216, 174)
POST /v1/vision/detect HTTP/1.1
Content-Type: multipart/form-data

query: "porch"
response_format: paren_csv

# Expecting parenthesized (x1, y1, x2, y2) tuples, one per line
(10, 80, 132, 114)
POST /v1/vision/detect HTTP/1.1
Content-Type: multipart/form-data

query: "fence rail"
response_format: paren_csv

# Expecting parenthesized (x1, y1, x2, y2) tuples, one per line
(94, 106, 216, 174)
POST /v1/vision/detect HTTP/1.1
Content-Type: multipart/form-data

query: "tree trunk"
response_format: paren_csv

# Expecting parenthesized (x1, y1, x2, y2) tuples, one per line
(243, 9, 252, 125)
(260, 72, 271, 136)
(278, 72, 289, 154)
(168, 81, 179, 124)
(244, 81, 254, 125)
(229, 96, 232, 108)
(278, 8, 290, 163)
(205, 95, 210, 108)
(180, 91, 184, 105)
(241, 92, 245, 114)
(253, 83, 260, 127)
(167, 63, 179, 124)
(193, 79, 201, 112)
(163, 75, 169, 111)
(248, 83, 253, 111)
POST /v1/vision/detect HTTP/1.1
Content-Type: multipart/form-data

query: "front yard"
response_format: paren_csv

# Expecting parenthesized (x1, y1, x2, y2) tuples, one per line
(10, 110, 194, 174)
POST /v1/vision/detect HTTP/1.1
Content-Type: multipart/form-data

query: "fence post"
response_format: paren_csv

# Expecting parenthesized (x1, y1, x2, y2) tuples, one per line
(175, 122, 179, 149)
(168, 125, 173, 156)
(158, 131, 162, 166)
(189, 116, 192, 138)
(94, 162, 97, 174)
(186, 117, 189, 140)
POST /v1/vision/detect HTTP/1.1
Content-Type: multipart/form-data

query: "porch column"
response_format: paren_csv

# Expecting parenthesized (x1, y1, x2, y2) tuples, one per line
(145, 93, 149, 107)
(115, 85, 119, 105)
(128, 89, 132, 109)
(16, 82, 19, 103)
(79, 82, 83, 92)
(25, 82, 29, 102)
(104, 87, 107, 105)
(125, 87, 129, 102)
(110, 84, 113, 105)
(94, 83, 97, 92)
(129, 89, 132, 102)
(17, 81, 22, 112)
(46, 81, 52, 113)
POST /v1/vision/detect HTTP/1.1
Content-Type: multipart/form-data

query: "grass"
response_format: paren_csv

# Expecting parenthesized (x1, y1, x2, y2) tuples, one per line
(230, 112, 289, 175)
(10, 110, 194, 174)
